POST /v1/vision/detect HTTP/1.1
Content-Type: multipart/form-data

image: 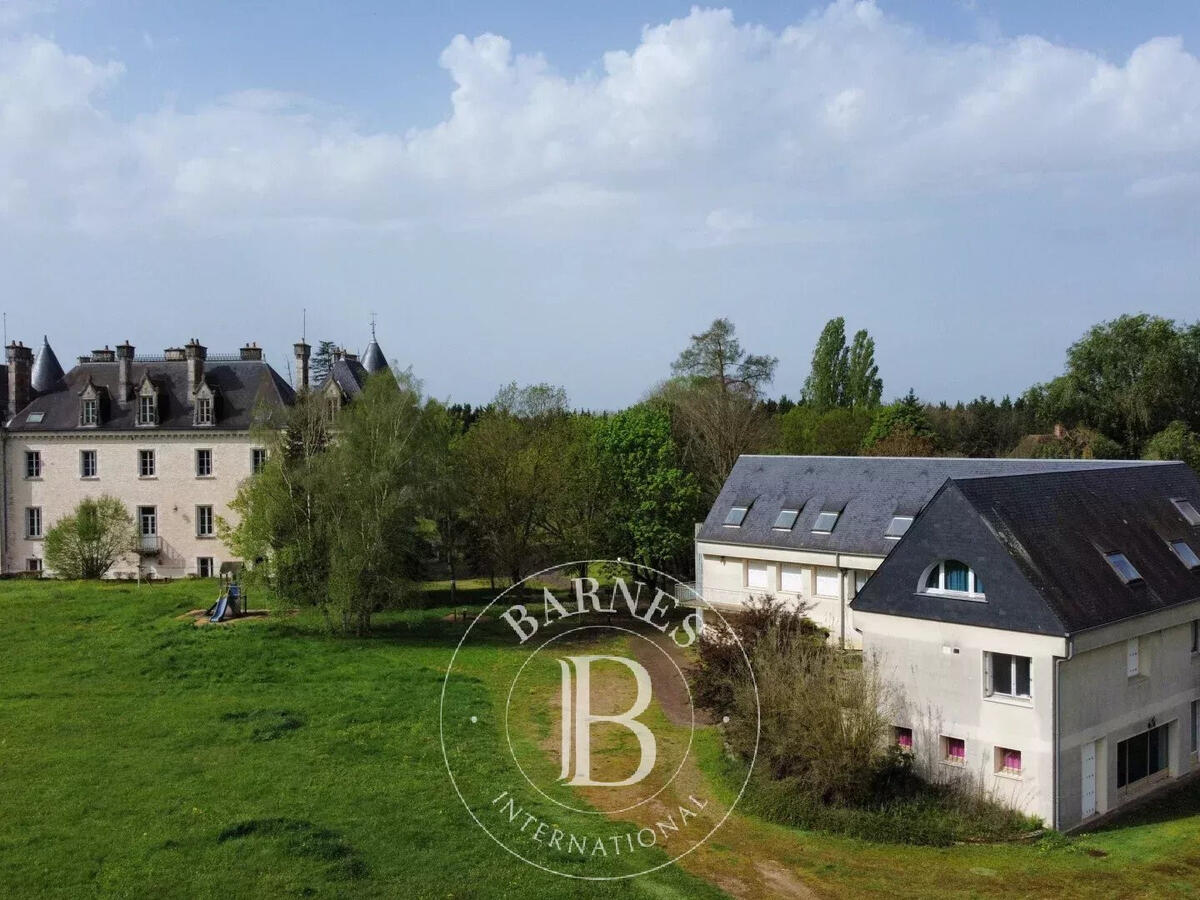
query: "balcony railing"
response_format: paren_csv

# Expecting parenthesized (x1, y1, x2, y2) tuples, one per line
(137, 534, 161, 555)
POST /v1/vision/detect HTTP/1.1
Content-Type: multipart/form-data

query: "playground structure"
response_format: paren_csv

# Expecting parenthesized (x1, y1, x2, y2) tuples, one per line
(206, 570, 246, 623)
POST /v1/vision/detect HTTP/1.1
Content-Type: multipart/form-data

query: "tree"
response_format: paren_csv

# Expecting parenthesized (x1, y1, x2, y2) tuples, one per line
(310, 340, 338, 386)
(671, 317, 777, 395)
(43, 496, 135, 579)
(1025, 315, 1200, 455)
(844, 330, 883, 409)
(225, 390, 333, 611)
(803, 318, 849, 409)
(322, 373, 437, 634)
(540, 414, 615, 578)
(779, 405, 873, 456)
(862, 390, 937, 455)
(667, 318, 778, 498)
(1143, 421, 1200, 472)
(596, 404, 702, 581)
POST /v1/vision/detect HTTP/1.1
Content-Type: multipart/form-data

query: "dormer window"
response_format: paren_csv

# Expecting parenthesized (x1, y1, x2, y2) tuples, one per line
(78, 378, 103, 427)
(921, 560, 985, 598)
(136, 376, 159, 426)
(193, 382, 216, 426)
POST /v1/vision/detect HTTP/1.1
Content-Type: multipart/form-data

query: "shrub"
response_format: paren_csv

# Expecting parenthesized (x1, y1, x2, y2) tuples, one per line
(43, 496, 136, 579)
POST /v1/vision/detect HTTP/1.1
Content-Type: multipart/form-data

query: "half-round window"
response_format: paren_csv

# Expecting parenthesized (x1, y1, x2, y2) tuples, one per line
(922, 560, 984, 597)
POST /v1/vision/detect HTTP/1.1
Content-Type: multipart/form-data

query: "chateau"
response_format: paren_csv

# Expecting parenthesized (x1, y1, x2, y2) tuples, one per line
(1, 332, 388, 577)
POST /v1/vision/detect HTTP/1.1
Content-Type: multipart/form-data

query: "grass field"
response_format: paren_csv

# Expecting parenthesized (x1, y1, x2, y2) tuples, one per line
(2, 579, 1200, 898)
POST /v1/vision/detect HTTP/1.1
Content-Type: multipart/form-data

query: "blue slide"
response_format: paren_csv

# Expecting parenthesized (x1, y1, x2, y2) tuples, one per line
(210, 593, 230, 623)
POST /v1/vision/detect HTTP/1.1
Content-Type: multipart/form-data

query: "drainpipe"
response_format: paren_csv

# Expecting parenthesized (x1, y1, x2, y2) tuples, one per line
(838, 553, 846, 650)
(1053, 635, 1075, 831)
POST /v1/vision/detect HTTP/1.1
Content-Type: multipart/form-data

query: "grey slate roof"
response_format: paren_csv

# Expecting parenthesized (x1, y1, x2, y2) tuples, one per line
(8, 358, 295, 431)
(31, 336, 64, 393)
(851, 462, 1200, 635)
(699, 455, 1171, 559)
(361, 339, 387, 375)
(321, 357, 370, 398)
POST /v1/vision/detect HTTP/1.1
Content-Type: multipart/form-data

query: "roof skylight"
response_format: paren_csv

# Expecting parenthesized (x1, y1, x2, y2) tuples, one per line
(812, 510, 840, 533)
(26, 412, 44, 423)
(1171, 540, 1200, 569)
(1104, 552, 1142, 584)
(773, 509, 799, 530)
(1172, 498, 1200, 526)
(724, 505, 749, 527)
(885, 516, 914, 539)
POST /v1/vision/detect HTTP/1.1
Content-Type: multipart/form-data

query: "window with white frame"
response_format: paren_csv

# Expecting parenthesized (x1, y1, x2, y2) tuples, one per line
(724, 505, 749, 526)
(80, 449, 97, 479)
(138, 506, 157, 536)
(137, 393, 158, 426)
(773, 509, 799, 530)
(138, 449, 155, 477)
(922, 560, 984, 597)
(25, 507, 41, 539)
(197, 557, 215, 578)
(815, 566, 840, 597)
(780, 563, 805, 593)
(855, 571, 869, 593)
(812, 509, 840, 533)
(984, 652, 1032, 700)
(194, 396, 214, 426)
(196, 448, 213, 477)
(25, 451, 41, 478)
(26, 558, 42, 573)
(196, 505, 215, 537)
(80, 397, 98, 426)
(746, 561, 769, 589)
(251, 448, 268, 474)
(1127, 637, 1142, 678)
(995, 747, 1022, 776)
(885, 516, 914, 539)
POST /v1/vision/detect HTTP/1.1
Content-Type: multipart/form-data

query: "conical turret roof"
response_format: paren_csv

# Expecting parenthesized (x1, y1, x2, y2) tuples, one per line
(31, 335, 65, 392)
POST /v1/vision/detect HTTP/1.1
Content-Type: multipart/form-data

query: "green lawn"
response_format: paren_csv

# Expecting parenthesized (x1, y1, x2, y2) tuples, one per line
(3, 579, 1200, 898)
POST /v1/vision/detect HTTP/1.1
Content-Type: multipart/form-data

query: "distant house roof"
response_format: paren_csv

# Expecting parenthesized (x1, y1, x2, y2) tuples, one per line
(8, 357, 295, 432)
(851, 462, 1200, 635)
(320, 356, 371, 399)
(31, 336, 64, 393)
(698, 455, 1171, 559)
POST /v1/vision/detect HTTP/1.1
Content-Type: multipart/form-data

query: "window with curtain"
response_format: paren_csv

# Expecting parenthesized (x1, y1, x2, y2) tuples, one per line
(922, 560, 985, 597)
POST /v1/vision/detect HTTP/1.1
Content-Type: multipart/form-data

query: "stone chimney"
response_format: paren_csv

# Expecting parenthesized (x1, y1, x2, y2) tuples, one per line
(184, 338, 207, 397)
(294, 340, 311, 391)
(116, 340, 134, 406)
(6, 341, 32, 419)
(240, 342, 263, 361)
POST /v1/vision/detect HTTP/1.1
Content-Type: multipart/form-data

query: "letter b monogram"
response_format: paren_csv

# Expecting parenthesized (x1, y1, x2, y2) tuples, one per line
(558, 655, 657, 787)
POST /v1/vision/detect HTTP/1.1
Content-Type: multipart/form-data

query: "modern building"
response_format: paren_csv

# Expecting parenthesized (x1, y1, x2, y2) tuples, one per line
(851, 463, 1200, 830)
(695, 455, 1157, 647)
(2, 337, 300, 577)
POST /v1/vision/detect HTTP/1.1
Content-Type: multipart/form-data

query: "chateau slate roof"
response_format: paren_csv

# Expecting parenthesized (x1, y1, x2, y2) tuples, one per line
(31, 336, 65, 393)
(7, 358, 295, 431)
(851, 462, 1200, 635)
(322, 357, 370, 398)
(361, 339, 387, 375)
(699, 455, 1172, 559)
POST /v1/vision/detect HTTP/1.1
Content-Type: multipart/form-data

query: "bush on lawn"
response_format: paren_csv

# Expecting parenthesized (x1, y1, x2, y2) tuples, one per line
(43, 495, 136, 579)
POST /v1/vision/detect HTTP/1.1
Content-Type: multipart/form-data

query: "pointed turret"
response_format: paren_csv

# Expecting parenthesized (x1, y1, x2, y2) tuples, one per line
(361, 319, 387, 375)
(31, 335, 64, 393)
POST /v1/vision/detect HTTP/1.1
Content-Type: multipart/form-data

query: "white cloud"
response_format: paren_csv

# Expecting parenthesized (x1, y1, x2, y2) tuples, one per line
(1, 2, 1199, 233)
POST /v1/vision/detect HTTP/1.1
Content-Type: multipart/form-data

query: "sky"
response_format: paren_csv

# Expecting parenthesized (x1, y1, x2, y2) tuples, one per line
(1, 0, 1198, 409)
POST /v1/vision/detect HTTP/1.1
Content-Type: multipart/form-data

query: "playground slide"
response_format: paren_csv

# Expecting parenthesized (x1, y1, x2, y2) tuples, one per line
(210, 594, 230, 623)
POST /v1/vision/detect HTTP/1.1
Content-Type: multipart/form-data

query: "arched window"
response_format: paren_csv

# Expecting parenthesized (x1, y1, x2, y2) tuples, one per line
(922, 560, 985, 597)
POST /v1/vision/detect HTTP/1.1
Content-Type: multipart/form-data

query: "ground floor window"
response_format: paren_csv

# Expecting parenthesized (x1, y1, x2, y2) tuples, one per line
(995, 746, 1022, 776)
(26, 558, 42, 573)
(746, 561, 769, 589)
(894, 726, 913, 751)
(1117, 723, 1169, 789)
(942, 735, 966, 766)
(197, 557, 214, 578)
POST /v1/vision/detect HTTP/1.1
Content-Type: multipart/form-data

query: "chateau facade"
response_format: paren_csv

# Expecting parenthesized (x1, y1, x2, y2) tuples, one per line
(1, 332, 387, 577)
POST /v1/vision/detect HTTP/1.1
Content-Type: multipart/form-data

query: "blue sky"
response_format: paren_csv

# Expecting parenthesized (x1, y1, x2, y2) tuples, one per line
(1, 1, 1198, 407)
